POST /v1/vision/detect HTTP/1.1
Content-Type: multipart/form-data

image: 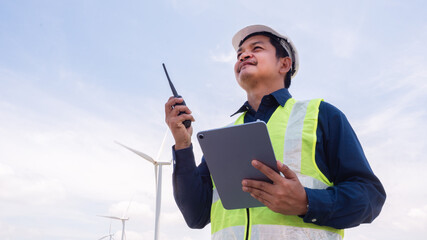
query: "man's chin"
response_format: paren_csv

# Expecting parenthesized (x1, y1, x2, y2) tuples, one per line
(239, 70, 257, 81)
(237, 72, 257, 87)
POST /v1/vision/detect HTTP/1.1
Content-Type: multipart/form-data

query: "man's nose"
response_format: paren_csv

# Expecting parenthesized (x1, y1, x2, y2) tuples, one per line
(239, 51, 252, 61)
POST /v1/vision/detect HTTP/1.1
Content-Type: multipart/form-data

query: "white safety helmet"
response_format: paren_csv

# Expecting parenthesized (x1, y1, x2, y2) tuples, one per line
(232, 24, 299, 79)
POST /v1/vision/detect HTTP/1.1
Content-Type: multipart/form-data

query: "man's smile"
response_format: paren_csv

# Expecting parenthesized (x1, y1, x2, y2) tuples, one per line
(238, 60, 256, 73)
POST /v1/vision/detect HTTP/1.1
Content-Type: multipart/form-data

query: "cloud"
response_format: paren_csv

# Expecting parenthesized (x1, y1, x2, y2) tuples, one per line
(0, 162, 66, 205)
(408, 205, 427, 219)
(210, 49, 235, 64)
(344, 37, 427, 239)
(390, 204, 427, 232)
(0, 67, 183, 239)
(0, 221, 45, 240)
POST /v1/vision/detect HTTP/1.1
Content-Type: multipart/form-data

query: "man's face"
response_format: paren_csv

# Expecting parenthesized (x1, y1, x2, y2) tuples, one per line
(234, 35, 283, 89)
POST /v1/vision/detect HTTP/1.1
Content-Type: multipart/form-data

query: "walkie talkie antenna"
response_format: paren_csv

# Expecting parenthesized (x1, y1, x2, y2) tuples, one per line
(162, 63, 191, 128)
(162, 63, 179, 97)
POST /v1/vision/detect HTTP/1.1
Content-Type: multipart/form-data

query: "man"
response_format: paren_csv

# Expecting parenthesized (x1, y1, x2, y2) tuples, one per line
(165, 25, 385, 239)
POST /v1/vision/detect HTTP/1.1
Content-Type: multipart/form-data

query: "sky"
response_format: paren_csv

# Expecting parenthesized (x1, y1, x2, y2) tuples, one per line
(1, 0, 426, 239)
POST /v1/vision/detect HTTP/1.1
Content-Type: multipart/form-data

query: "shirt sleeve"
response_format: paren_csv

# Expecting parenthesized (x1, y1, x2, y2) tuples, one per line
(172, 144, 212, 229)
(302, 102, 386, 229)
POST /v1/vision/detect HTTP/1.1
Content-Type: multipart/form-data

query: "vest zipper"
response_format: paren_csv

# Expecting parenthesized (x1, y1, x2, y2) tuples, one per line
(245, 208, 250, 240)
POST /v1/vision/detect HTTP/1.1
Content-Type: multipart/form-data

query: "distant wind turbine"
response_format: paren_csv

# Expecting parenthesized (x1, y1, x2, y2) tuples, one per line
(98, 222, 115, 240)
(98, 198, 133, 240)
(115, 130, 171, 240)
(98, 215, 128, 240)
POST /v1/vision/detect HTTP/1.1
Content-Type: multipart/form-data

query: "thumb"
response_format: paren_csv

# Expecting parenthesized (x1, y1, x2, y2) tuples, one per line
(277, 161, 298, 180)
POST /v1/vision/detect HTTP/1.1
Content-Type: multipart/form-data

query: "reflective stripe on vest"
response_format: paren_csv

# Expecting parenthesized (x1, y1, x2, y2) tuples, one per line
(211, 99, 344, 240)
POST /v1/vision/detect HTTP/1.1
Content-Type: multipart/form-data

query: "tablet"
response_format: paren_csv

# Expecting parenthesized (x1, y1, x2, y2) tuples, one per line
(197, 121, 279, 210)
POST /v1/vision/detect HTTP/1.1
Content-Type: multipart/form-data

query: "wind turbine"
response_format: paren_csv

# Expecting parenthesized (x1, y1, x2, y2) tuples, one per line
(98, 198, 133, 240)
(98, 222, 115, 240)
(115, 130, 171, 240)
(98, 215, 128, 240)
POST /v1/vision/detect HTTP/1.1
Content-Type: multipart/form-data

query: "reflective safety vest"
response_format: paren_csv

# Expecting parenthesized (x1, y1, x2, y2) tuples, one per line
(210, 98, 344, 240)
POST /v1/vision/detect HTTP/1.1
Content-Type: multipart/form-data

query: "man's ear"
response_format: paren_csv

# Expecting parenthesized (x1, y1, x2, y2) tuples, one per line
(279, 57, 292, 75)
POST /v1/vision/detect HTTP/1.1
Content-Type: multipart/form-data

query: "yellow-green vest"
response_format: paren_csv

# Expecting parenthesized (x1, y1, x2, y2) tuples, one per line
(210, 98, 344, 240)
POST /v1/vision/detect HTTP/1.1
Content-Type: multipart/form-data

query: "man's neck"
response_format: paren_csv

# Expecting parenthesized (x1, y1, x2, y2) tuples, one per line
(246, 85, 283, 111)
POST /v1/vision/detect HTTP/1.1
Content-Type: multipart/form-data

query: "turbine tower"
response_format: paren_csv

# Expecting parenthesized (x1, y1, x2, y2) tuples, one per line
(115, 130, 170, 240)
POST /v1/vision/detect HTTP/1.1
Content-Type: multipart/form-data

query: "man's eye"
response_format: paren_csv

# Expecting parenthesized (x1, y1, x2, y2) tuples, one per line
(253, 46, 262, 50)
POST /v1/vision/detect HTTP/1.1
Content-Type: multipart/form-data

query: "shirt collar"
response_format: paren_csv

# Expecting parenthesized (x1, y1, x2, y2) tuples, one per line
(230, 88, 292, 117)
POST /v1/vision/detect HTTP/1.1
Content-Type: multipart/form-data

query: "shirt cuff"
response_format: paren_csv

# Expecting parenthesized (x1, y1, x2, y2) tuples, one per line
(301, 187, 334, 225)
(172, 144, 197, 175)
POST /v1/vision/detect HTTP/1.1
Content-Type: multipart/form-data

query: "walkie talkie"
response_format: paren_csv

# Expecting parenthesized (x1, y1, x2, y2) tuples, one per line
(162, 63, 192, 128)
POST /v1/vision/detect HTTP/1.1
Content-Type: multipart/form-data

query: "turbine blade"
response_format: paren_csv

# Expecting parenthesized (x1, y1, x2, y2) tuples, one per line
(123, 195, 134, 219)
(157, 161, 172, 165)
(115, 141, 156, 164)
(98, 235, 109, 240)
(98, 215, 123, 221)
(156, 129, 168, 160)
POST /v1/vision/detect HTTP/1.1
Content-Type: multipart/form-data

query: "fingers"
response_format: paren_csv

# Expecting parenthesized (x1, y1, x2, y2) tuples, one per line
(171, 105, 192, 117)
(251, 160, 283, 183)
(276, 161, 297, 180)
(165, 96, 195, 127)
(243, 185, 273, 206)
(165, 97, 185, 114)
(243, 160, 308, 215)
(166, 106, 195, 127)
(242, 179, 274, 203)
(170, 114, 195, 129)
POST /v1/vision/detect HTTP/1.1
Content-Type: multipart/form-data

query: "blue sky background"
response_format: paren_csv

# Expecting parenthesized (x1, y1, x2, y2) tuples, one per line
(1, 0, 426, 239)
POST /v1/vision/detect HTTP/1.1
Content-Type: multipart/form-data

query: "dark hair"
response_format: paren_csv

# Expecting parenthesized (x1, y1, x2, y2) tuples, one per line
(239, 31, 292, 88)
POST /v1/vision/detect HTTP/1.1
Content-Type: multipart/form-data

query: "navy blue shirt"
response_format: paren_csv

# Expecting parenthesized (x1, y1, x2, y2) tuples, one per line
(172, 88, 386, 229)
